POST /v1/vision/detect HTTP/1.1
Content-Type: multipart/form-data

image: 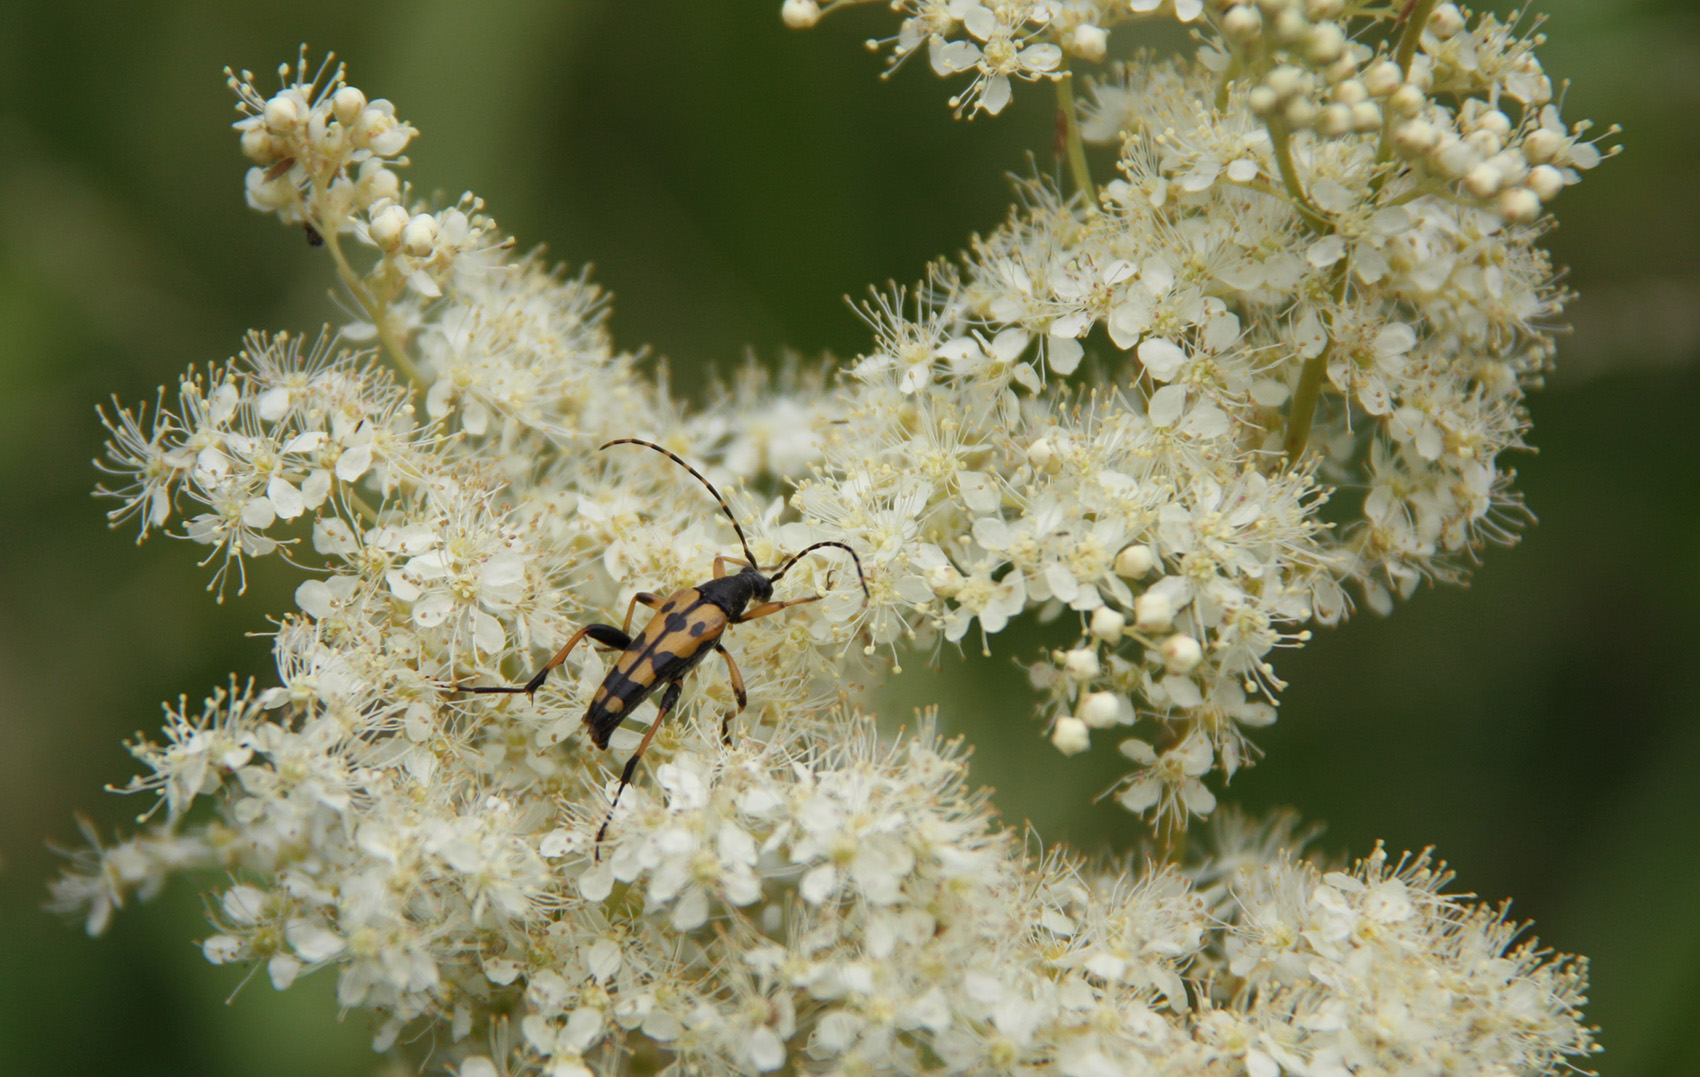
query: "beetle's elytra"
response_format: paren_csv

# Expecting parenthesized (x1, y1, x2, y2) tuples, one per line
(464, 438, 868, 854)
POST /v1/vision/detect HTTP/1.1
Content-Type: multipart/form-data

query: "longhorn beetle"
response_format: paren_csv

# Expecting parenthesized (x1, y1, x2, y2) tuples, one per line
(465, 438, 868, 851)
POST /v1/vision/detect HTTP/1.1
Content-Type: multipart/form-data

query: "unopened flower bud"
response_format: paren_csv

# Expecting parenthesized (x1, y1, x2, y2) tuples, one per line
(1072, 24, 1109, 61)
(1063, 647, 1102, 681)
(1283, 97, 1317, 128)
(1362, 60, 1402, 96)
(1465, 128, 1503, 158)
(1392, 119, 1439, 155)
(1265, 65, 1305, 100)
(1161, 634, 1203, 674)
(1223, 5, 1263, 41)
(1498, 186, 1541, 223)
(1051, 716, 1090, 756)
(1464, 162, 1503, 198)
(1305, 23, 1345, 65)
(1477, 109, 1511, 138)
(1429, 3, 1464, 39)
(1436, 138, 1479, 178)
(1080, 691, 1121, 728)
(1134, 591, 1174, 632)
(1351, 101, 1383, 132)
(927, 563, 964, 598)
(1090, 606, 1126, 641)
(1333, 78, 1367, 105)
(1114, 545, 1155, 578)
(781, 0, 820, 28)
(1527, 163, 1564, 202)
(1249, 85, 1279, 117)
(1489, 150, 1527, 186)
(263, 94, 300, 131)
(1388, 83, 1426, 117)
(240, 126, 274, 162)
(365, 165, 400, 202)
(332, 86, 367, 126)
(402, 213, 438, 257)
(1523, 127, 1564, 164)
(1317, 103, 1352, 138)
(369, 205, 409, 251)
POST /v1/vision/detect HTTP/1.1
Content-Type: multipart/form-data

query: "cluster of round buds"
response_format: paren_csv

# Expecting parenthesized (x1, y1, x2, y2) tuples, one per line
(1389, 85, 1599, 224)
(1238, 0, 1385, 137)
(361, 193, 508, 299)
(226, 51, 417, 234)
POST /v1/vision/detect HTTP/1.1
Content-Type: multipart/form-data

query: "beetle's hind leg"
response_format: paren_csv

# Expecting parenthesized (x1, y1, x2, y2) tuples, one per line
(715, 643, 747, 745)
(463, 622, 631, 697)
(595, 679, 682, 858)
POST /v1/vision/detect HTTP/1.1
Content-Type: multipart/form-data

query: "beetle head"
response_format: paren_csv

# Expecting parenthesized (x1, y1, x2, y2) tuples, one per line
(743, 563, 774, 603)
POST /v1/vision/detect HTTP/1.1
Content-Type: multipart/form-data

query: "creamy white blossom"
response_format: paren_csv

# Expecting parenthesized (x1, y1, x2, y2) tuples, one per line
(55, 21, 1605, 1076)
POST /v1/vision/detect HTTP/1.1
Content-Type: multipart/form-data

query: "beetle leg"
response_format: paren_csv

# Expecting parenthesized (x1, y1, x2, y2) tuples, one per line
(465, 623, 630, 698)
(735, 594, 822, 623)
(713, 555, 752, 579)
(622, 591, 661, 635)
(715, 643, 747, 745)
(595, 679, 682, 857)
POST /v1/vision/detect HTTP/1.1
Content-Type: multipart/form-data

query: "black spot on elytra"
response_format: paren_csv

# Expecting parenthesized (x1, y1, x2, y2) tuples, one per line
(688, 620, 707, 638)
(665, 612, 690, 634)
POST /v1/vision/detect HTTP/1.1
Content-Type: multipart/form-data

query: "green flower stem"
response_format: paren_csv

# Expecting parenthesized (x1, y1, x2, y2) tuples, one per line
(1283, 347, 1330, 461)
(1395, 0, 1439, 77)
(1056, 73, 1093, 200)
(1267, 121, 1329, 234)
(1283, 264, 1350, 462)
(322, 228, 426, 390)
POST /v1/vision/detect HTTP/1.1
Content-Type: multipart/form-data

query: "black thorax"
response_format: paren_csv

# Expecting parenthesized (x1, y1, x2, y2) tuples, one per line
(695, 565, 772, 619)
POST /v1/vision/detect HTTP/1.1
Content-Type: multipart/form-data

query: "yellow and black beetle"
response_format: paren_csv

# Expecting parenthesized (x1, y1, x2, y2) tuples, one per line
(466, 438, 867, 847)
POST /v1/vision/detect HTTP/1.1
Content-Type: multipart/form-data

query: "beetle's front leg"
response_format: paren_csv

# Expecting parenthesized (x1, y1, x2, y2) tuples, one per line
(463, 622, 631, 698)
(735, 594, 821, 623)
(712, 555, 751, 579)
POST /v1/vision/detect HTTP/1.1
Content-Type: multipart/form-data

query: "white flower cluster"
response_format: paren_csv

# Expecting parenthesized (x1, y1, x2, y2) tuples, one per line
(784, 0, 1613, 821)
(55, 28, 1601, 1077)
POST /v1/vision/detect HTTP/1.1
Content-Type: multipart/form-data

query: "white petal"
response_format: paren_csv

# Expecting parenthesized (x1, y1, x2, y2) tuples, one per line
(335, 443, 373, 482)
(413, 592, 454, 627)
(800, 863, 837, 904)
(267, 476, 305, 520)
(1147, 384, 1188, 427)
(1047, 336, 1083, 375)
(1137, 338, 1187, 382)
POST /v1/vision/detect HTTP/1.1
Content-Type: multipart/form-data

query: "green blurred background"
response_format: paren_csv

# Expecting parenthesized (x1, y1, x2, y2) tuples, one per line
(1, 1, 1694, 1073)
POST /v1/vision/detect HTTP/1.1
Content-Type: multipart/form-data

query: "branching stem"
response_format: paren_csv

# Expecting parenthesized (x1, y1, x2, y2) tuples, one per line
(1267, 122, 1329, 235)
(322, 228, 426, 390)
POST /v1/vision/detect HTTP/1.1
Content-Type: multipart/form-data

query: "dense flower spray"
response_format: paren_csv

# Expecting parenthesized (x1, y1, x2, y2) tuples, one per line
(56, 5, 1606, 1073)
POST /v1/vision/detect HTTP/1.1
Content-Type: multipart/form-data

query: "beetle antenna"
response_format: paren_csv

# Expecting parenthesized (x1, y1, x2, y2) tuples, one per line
(599, 439, 759, 568)
(769, 541, 870, 606)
